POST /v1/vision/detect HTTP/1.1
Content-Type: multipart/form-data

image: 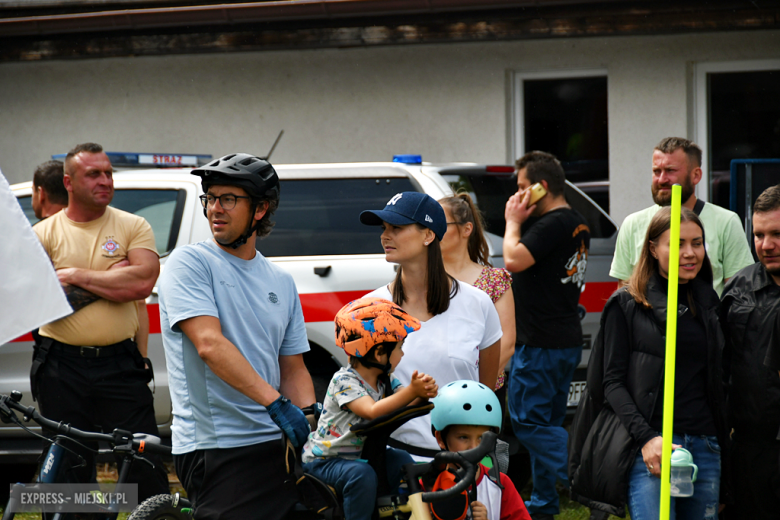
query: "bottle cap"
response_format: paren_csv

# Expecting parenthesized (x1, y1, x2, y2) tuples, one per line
(670, 447, 694, 467)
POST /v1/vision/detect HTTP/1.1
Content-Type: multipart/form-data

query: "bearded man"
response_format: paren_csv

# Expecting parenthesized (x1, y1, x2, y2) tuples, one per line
(609, 137, 753, 295)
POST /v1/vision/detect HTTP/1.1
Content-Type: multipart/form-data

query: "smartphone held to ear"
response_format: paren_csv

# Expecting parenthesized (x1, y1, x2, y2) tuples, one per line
(526, 183, 548, 206)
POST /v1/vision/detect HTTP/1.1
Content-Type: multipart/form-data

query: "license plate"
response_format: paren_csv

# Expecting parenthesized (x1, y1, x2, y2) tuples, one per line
(568, 381, 587, 407)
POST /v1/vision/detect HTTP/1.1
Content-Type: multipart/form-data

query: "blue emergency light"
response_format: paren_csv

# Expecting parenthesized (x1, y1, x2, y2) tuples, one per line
(392, 154, 422, 164)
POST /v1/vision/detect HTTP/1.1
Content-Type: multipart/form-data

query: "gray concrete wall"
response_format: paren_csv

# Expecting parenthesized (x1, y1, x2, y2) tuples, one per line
(1, 29, 778, 223)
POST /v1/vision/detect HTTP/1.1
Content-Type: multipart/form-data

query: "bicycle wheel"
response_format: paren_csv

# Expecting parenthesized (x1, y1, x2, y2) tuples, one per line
(128, 494, 193, 520)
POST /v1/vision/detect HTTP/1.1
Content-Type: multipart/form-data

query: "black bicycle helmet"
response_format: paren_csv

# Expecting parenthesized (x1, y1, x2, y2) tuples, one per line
(192, 153, 280, 200)
(191, 153, 280, 249)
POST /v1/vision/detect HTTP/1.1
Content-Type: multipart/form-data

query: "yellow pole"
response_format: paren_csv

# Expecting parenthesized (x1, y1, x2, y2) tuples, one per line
(660, 184, 682, 520)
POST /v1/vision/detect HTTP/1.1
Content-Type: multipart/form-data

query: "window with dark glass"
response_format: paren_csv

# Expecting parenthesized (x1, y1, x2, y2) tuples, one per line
(258, 178, 416, 257)
(708, 69, 780, 209)
(523, 76, 609, 212)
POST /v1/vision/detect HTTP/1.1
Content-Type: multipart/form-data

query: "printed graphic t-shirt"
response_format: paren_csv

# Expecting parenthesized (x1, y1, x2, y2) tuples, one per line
(34, 206, 158, 346)
(302, 366, 401, 463)
(513, 207, 590, 349)
(158, 240, 310, 453)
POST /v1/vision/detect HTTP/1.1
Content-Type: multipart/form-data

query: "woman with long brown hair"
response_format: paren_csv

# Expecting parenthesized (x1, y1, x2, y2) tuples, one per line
(360, 191, 501, 457)
(569, 206, 730, 519)
(438, 193, 515, 392)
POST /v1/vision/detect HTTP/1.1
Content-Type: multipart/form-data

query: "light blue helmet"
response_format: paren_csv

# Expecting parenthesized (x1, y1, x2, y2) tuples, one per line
(430, 380, 502, 433)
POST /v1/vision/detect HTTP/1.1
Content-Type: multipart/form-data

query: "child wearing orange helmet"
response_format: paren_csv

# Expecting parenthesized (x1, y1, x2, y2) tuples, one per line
(302, 297, 438, 520)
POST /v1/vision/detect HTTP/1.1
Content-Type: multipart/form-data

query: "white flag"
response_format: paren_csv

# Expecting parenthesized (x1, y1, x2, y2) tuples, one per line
(0, 171, 72, 345)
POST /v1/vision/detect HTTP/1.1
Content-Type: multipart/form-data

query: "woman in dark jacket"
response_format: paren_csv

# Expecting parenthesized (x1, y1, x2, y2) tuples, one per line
(569, 206, 730, 519)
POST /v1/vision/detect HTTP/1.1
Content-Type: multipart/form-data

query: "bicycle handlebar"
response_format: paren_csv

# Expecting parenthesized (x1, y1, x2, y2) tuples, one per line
(419, 431, 497, 503)
(0, 392, 171, 456)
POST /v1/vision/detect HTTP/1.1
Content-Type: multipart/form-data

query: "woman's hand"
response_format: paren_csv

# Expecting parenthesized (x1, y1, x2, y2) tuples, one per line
(641, 436, 681, 478)
(470, 500, 487, 520)
(641, 436, 663, 477)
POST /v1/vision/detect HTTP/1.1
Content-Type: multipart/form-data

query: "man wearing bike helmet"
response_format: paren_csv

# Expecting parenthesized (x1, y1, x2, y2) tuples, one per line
(158, 153, 316, 520)
(430, 381, 530, 520)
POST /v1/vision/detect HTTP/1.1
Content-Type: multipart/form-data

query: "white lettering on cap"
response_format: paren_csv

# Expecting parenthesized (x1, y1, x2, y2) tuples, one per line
(387, 193, 403, 206)
(425, 215, 433, 223)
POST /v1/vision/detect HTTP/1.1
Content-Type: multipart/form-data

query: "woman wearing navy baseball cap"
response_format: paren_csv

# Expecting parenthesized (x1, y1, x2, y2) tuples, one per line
(360, 192, 502, 458)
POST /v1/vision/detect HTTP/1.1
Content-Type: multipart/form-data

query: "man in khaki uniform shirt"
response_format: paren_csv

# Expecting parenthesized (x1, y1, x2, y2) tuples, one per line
(32, 142, 168, 500)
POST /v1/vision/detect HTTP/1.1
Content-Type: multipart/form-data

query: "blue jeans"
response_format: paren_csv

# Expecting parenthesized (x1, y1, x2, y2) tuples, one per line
(508, 344, 582, 515)
(303, 447, 413, 520)
(628, 434, 721, 520)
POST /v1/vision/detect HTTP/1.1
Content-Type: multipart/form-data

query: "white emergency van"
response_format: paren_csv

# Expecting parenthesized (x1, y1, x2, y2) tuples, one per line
(2, 156, 617, 488)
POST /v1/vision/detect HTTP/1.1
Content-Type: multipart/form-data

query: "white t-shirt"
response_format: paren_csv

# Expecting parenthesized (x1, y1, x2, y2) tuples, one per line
(365, 282, 502, 452)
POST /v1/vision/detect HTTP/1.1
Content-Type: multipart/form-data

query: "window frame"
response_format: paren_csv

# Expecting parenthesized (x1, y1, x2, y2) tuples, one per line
(692, 58, 780, 203)
(509, 68, 609, 164)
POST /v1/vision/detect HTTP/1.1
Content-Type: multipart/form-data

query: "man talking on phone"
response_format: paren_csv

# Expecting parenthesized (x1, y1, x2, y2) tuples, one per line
(503, 151, 590, 520)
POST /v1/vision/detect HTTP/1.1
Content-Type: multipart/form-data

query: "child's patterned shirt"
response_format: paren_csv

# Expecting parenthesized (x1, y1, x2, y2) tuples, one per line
(302, 366, 401, 462)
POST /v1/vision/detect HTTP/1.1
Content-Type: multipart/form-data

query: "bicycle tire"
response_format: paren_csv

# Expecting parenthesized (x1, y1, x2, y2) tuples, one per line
(128, 494, 193, 520)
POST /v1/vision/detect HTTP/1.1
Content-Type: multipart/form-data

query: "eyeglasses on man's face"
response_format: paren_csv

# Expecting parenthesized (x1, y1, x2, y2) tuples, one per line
(199, 193, 251, 211)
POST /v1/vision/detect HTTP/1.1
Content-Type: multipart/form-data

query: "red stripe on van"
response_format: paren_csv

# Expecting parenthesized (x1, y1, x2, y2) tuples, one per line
(580, 281, 619, 313)
(299, 291, 368, 323)
(140, 295, 368, 335)
(148, 303, 161, 334)
(10, 283, 618, 342)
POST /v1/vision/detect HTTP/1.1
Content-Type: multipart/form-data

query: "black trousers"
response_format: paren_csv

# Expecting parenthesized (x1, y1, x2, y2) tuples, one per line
(728, 434, 780, 520)
(33, 340, 170, 502)
(175, 441, 299, 520)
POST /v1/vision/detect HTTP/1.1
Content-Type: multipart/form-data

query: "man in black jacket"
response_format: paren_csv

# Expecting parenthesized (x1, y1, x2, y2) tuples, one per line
(720, 184, 780, 520)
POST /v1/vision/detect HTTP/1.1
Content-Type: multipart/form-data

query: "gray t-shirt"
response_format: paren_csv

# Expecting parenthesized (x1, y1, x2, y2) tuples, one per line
(302, 367, 401, 462)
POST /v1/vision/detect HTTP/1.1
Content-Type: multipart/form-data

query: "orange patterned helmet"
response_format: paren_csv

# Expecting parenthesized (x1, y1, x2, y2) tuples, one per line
(334, 297, 421, 358)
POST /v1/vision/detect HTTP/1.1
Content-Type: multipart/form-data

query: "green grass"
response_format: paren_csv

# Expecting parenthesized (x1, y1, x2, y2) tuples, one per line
(3, 463, 627, 520)
(0, 511, 129, 520)
(519, 482, 628, 520)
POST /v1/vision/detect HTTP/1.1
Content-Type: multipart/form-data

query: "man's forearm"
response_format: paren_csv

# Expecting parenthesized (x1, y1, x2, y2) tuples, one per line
(279, 357, 316, 407)
(502, 221, 523, 267)
(180, 316, 282, 407)
(60, 265, 156, 303)
(62, 283, 102, 312)
(203, 339, 281, 407)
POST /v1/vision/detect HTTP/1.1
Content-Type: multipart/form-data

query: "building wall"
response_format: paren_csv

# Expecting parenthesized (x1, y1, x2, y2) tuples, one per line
(0, 29, 778, 223)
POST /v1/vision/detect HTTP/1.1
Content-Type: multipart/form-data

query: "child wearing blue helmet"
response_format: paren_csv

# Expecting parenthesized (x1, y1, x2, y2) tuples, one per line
(431, 381, 531, 520)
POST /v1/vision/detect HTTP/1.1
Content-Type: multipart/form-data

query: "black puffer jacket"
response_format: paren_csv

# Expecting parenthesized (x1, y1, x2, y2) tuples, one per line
(569, 275, 731, 517)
